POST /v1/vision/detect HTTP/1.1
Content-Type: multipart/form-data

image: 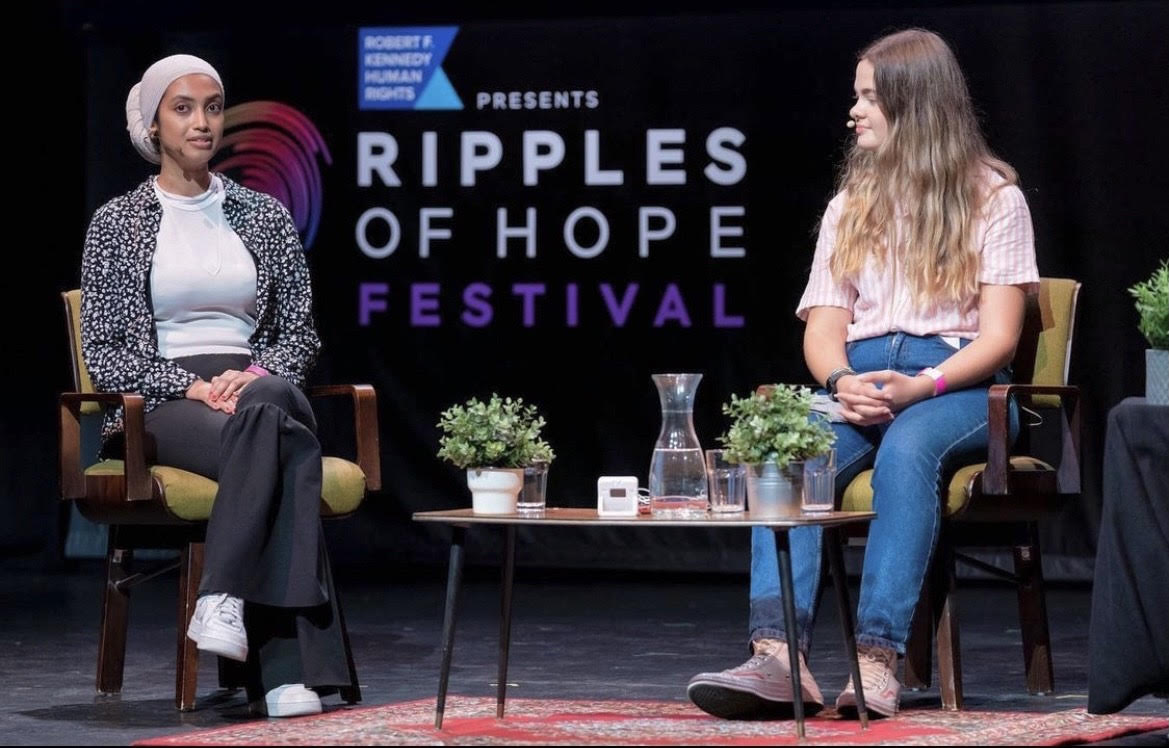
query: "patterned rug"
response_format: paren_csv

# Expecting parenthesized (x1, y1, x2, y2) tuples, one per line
(134, 696, 1168, 746)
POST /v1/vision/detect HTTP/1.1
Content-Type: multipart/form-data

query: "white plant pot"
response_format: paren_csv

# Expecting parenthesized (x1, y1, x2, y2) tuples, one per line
(1147, 349, 1169, 405)
(467, 468, 523, 514)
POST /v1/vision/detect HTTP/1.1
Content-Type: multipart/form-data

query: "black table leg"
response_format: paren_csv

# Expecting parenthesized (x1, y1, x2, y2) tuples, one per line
(497, 525, 517, 718)
(435, 525, 467, 729)
(774, 529, 806, 739)
(827, 527, 868, 728)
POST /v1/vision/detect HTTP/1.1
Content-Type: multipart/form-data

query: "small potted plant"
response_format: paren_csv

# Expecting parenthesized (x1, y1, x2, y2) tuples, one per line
(719, 385, 836, 518)
(1129, 259, 1169, 405)
(437, 394, 555, 514)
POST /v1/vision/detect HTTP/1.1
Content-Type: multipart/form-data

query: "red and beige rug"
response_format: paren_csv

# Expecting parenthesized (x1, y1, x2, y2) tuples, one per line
(134, 696, 1168, 746)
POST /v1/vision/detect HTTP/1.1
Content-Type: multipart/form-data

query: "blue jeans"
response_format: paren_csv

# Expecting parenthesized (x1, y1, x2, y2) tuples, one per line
(748, 333, 1018, 655)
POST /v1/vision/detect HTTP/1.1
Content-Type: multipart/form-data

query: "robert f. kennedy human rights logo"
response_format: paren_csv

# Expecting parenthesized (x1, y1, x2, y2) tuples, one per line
(359, 27, 463, 110)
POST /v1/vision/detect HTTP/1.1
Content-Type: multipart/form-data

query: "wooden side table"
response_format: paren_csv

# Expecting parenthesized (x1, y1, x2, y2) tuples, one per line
(414, 507, 876, 738)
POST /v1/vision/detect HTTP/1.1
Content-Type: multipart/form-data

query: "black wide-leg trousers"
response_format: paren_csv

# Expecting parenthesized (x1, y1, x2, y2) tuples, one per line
(142, 354, 350, 699)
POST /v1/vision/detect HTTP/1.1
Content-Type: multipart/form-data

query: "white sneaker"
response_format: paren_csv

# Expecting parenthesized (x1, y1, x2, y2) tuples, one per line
(193, 593, 248, 662)
(185, 594, 214, 644)
(257, 684, 323, 718)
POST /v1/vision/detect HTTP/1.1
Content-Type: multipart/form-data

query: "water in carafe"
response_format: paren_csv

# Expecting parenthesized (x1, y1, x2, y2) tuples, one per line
(649, 373, 708, 518)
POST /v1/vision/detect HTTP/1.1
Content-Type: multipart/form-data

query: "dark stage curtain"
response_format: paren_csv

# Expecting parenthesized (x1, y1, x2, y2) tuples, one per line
(7, 1, 1169, 576)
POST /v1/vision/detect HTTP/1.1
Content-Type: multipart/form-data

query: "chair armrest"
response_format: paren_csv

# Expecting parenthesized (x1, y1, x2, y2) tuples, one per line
(307, 385, 382, 491)
(985, 384, 1081, 495)
(59, 392, 152, 502)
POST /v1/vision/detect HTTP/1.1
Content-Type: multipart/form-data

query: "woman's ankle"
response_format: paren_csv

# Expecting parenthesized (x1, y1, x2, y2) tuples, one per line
(752, 637, 788, 656)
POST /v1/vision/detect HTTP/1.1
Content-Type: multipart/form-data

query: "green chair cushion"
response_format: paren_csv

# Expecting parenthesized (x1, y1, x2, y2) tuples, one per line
(840, 456, 1053, 517)
(85, 456, 367, 521)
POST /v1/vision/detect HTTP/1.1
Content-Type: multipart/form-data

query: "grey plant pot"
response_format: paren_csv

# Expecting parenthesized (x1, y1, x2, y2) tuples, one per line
(1147, 349, 1169, 405)
(745, 461, 804, 518)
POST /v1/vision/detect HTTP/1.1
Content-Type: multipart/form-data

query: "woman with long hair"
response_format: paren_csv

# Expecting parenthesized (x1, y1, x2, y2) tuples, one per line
(688, 29, 1038, 719)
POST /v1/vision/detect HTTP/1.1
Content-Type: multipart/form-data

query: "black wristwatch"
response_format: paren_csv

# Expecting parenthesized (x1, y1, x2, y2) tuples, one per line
(826, 367, 857, 401)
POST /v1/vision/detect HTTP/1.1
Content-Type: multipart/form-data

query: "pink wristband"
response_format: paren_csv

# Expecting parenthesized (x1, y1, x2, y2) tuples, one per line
(244, 364, 269, 377)
(919, 367, 947, 396)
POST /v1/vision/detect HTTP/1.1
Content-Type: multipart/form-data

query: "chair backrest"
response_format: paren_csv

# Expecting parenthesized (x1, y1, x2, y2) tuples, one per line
(1012, 278, 1082, 387)
(62, 289, 101, 415)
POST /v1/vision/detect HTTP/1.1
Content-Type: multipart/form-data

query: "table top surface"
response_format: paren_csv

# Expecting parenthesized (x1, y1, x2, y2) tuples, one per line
(413, 507, 875, 528)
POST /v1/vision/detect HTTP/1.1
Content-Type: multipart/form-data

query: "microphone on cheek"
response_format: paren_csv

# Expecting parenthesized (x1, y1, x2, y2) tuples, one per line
(847, 120, 856, 128)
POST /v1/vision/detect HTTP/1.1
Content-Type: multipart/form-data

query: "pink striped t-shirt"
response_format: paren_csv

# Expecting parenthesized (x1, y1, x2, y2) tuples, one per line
(796, 180, 1039, 342)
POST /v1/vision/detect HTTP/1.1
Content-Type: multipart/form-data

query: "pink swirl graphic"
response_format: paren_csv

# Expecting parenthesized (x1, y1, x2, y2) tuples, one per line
(214, 102, 332, 249)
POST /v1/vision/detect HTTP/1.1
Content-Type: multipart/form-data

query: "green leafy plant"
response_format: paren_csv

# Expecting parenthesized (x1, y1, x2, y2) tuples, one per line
(719, 385, 836, 468)
(437, 394, 555, 470)
(1129, 259, 1169, 349)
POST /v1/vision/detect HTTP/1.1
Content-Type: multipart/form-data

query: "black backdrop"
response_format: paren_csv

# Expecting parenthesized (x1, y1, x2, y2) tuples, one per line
(5, 0, 1167, 575)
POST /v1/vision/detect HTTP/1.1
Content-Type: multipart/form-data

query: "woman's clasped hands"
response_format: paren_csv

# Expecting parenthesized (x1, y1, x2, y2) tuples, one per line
(834, 370, 935, 425)
(185, 369, 259, 414)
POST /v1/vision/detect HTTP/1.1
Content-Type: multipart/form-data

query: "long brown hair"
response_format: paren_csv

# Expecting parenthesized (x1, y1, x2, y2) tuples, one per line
(831, 29, 1016, 309)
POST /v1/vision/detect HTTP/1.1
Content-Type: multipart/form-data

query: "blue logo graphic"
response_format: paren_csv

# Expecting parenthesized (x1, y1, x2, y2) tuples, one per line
(359, 27, 462, 110)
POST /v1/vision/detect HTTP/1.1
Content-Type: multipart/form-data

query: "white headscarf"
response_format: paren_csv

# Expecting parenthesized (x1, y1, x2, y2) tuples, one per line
(125, 54, 224, 164)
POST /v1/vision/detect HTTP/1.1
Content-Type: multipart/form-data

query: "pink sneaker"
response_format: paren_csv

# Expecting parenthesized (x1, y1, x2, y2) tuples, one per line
(835, 644, 901, 718)
(688, 639, 824, 719)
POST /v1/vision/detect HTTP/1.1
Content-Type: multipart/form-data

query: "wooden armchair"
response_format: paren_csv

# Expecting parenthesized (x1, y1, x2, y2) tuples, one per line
(58, 289, 382, 711)
(836, 277, 1082, 709)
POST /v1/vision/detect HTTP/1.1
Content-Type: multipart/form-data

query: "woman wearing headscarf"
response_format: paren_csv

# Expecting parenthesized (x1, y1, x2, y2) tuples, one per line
(81, 54, 350, 718)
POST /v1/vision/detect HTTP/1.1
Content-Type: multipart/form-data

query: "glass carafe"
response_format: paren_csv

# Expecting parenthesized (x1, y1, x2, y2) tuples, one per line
(648, 373, 708, 518)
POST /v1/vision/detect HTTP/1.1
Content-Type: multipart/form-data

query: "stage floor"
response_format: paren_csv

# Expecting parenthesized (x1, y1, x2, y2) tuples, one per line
(0, 563, 1164, 745)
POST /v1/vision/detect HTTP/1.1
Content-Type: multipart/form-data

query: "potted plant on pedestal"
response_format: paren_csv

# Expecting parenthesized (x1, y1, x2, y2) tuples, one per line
(1129, 259, 1169, 405)
(720, 385, 836, 518)
(437, 394, 555, 514)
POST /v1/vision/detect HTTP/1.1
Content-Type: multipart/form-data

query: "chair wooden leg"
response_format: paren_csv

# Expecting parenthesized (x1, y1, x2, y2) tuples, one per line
(1014, 523, 1054, 695)
(97, 527, 131, 696)
(904, 585, 933, 690)
(176, 541, 203, 711)
(933, 535, 964, 711)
